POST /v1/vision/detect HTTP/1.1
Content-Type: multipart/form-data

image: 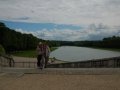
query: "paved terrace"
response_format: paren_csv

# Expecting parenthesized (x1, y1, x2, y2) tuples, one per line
(1, 68, 120, 75)
(1, 55, 120, 90)
(0, 68, 120, 90)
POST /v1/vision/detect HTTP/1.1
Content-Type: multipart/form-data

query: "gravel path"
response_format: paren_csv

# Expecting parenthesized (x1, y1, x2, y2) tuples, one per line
(13, 56, 64, 63)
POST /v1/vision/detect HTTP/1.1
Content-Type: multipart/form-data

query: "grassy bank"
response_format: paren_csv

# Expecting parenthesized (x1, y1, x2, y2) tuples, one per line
(50, 47, 58, 51)
(12, 50, 36, 58)
(12, 47, 58, 58)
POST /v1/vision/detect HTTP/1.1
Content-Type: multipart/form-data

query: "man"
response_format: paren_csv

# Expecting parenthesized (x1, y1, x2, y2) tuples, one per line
(36, 42, 50, 68)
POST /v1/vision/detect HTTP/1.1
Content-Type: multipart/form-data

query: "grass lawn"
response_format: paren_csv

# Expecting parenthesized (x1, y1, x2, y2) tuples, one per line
(12, 50, 37, 58)
(12, 47, 58, 58)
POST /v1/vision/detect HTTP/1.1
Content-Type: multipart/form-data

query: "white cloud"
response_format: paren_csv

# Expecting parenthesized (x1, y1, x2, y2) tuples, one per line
(0, 0, 120, 26)
(15, 28, 31, 34)
(1, 0, 120, 41)
(15, 24, 120, 41)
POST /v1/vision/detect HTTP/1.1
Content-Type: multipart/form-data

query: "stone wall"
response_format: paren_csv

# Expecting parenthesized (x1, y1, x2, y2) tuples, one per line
(47, 56, 120, 68)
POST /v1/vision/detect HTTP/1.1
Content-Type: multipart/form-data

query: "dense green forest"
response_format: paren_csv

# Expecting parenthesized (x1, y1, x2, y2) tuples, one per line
(0, 22, 120, 53)
(66, 36, 120, 48)
(47, 36, 120, 48)
(0, 22, 41, 52)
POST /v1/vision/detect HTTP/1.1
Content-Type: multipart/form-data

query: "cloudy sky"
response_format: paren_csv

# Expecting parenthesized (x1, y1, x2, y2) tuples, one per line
(0, 0, 120, 41)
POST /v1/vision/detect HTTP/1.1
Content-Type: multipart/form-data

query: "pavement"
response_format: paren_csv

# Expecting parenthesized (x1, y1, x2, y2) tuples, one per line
(1, 68, 120, 90)
(1, 68, 120, 75)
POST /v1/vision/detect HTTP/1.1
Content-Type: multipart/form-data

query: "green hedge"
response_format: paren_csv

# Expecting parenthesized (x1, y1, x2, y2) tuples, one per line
(0, 44, 5, 54)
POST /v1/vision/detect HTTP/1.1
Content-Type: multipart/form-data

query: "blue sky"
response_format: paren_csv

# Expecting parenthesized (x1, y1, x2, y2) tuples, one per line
(1, 20, 82, 31)
(0, 0, 120, 41)
(1, 20, 120, 41)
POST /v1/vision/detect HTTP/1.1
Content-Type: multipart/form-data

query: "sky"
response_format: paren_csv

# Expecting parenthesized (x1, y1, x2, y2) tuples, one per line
(0, 0, 120, 41)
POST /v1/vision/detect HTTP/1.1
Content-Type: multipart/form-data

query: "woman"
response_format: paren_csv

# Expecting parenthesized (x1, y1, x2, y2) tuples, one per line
(36, 42, 44, 69)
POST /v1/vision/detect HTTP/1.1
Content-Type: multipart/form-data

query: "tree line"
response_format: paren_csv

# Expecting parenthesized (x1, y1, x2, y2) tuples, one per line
(0, 22, 120, 53)
(71, 36, 120, 48)
(50, 36, 120, 48)
(0, 22, 42, 53)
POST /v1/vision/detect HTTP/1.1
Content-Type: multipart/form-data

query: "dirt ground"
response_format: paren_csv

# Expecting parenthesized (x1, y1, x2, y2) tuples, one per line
(13, 56, 64, 63)
(0, 74, 120, 90)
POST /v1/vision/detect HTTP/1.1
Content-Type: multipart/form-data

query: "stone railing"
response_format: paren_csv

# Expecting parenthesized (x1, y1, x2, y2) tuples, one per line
(47, 56, 120, 68)
(12, 58, 55, 68)
(0, 54, 15, 67)
(1, 55, 120, 68)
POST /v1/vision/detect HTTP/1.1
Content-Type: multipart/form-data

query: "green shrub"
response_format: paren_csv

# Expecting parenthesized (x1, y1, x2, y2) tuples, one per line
(0, 44, 5, 54)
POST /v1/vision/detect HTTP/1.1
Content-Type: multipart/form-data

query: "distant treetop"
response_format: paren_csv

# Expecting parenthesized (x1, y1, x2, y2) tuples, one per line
(0, 22, 6, 27)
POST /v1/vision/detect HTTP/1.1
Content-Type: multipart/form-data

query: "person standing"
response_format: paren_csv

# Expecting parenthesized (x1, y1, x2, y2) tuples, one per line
(44, 43, 50, 68)
(36, 42, 50, 68)
(36, 42, 43, 68)
(41, 42, 50, 68)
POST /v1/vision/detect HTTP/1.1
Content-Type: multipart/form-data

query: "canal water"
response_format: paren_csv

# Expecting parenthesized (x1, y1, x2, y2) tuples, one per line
(50, 46, 120, 62)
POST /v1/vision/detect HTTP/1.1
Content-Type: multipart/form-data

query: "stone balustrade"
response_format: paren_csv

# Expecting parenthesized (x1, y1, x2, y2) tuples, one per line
(47, 56, 120, 68)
